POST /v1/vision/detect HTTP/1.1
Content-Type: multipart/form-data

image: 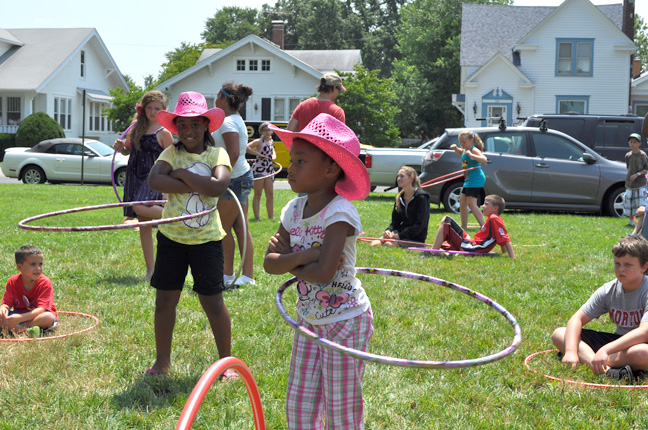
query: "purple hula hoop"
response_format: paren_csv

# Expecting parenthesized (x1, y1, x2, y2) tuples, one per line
(408, 247, 497, 256)
(18, 200, 217, 232)
(275, 267, 521, 368)
(111, 122, 136, 202)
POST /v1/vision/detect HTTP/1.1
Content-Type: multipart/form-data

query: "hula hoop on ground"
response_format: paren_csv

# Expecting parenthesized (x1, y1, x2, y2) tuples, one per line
(275, 268, 521, 368)
(176, 357, 265, 430)
(408, 246, 497, 257)
(420, 167, 478, 188)
(0, 311, 99, 343)
(357, 237, 435, 248)
(18, 200, 219, 232)
(111, 121, 137, 202)
(525, 349, 648, 389)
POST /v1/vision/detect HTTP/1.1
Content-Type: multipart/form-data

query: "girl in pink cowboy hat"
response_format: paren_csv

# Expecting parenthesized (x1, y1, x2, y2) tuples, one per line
(145, 91, 237, 380)
(264, 113, 372, 429)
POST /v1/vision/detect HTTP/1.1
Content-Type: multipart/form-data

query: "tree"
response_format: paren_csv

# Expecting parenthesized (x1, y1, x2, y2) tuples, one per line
(157, 42, 227, 84)
(337, 64, 401, 147)
(202, 7, 261, 44)
(14, 112, 64, 147)
(636, 14, 648, 74)
(104, 75, 149, 134)
(392, 0, 511, 139)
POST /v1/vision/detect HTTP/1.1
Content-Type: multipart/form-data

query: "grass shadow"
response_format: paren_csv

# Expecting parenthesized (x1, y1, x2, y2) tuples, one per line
(112, 373, 199, 411)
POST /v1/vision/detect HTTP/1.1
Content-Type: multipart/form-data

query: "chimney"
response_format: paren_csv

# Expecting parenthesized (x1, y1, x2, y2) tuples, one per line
(634, 58, 642, 79)
(272, 20, 284, 50)
(622, 0, 635, 42)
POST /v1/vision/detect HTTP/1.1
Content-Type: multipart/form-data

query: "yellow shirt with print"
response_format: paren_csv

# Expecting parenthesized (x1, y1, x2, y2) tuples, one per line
(157, 145, 231, 245)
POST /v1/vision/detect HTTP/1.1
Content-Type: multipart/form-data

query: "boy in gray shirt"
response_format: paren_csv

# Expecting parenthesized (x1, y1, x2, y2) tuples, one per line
(552, 235, 648, 383)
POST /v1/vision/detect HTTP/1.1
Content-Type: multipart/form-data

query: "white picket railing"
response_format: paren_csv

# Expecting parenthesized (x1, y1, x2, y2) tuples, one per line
(0, 125, 18, 134)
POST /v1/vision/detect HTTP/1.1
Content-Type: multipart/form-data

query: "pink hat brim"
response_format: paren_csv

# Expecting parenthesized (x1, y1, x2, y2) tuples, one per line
(156, 108, 226, 135)
(270, 125, 370, 201)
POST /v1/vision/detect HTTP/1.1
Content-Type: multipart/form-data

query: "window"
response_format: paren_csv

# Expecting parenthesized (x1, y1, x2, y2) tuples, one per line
(236, 58, 271, 73)
(236, 60, 246, 71)
(483, 133, 527, 155)
(533, 134, 585, 161)
(635, 104, 648, 118)
(0, 97, 3, 125)
(486, 106, 507, 126)
(261, 98, 271, 121)
(289, 98, 300, 117)
(88, 102, 109, 132)
(249, 60, 258, 71)
(262, 59, 271, 71)
(556, 39, 593, 77)
(556, 96, 589, 114)
(274, 98, 285, 121)
(80, 50, 86, 78)
(7, 97, 21, 125)
(593, 121, 638, 148)
(54, 97, 72, 129)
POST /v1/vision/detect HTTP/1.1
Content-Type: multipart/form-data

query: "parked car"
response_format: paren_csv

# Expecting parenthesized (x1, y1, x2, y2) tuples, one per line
(363, 138, 437, 188)
(419, 124, 627, 217)
(520, 114, 645, 162)
(1, 138, 129, 185)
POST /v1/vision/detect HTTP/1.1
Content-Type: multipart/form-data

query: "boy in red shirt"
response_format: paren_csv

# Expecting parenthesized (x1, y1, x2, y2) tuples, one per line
(0, 245, 57, 337)
(431, 194, 515, 258)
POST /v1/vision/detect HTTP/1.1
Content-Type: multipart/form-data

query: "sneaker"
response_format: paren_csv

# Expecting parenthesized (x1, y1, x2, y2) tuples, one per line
(26, 326, 41, 338)
(234, 275, 256, 286)
(224, 274, 236, 285)
(606, 365, 635, 383)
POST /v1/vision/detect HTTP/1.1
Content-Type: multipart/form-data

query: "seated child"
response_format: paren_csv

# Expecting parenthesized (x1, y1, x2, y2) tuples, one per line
(0, 245, 58, 337)
(431, 194, 514, 258)
(371, 166, 430, 247)
(552, 235, 648, 383)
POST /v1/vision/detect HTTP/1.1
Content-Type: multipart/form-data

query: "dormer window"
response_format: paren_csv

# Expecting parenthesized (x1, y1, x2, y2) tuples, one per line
(235, 58, 271, 73)
(80, 50, 86, 78)
(556, 39, 593, 77)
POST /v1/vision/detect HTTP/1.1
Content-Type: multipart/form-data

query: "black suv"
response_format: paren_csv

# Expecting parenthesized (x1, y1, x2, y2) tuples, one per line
(521, 114, 644, 162)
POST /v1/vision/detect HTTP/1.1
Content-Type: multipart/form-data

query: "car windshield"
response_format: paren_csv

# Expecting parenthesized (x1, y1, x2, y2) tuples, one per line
(85, 140, 114, 157)
(419, 138, 438, 150)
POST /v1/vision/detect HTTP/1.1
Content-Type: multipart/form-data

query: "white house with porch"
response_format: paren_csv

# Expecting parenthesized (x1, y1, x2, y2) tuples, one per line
(155, 32, 361, 123)
(454, 0, 637, 128)
(0, 28, 128, 145)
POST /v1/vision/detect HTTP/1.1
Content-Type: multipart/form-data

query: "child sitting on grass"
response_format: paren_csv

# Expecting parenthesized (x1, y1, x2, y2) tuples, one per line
(430, 194, 514, 258)
(0, 245, 58, 338)
(552, 235, 648, 383)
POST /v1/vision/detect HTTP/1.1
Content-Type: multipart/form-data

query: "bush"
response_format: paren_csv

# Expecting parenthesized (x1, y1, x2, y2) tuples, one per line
(14, 112, 64, 147)
(0, 133, 16, 162)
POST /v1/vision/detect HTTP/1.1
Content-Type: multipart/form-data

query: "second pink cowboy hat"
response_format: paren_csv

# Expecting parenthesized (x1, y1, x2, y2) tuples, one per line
(157, 91, 225, 135)
(270, 113, 370, 201)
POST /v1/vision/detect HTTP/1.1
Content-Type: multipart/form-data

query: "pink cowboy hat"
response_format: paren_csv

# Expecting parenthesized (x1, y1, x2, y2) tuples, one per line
(270, 113, 370, 201)
(157, 91, 225, 135)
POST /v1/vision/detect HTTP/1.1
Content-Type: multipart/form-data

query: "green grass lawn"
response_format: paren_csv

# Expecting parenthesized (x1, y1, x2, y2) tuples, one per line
(0, 183, 646, 429)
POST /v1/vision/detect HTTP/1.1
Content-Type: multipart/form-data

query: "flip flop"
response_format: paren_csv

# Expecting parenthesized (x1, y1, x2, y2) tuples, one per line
(219, 369, 239, 382)
(142, 367, 167, 376)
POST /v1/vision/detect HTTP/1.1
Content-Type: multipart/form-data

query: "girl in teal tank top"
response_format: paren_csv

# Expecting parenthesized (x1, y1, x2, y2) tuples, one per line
(450, 130, 488, 230)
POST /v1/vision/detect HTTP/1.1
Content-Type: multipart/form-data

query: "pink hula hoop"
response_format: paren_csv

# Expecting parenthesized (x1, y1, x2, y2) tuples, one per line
(525, 349, 648, 389)
(252, 161, 282, 182)
(176, 357, 265, 429)
(18, 200, 217, 232)
(357, 236, 436, 248)
(408, 246, 497, 256)
(420, 167, 478, 188)
(0, 311, 99, 343)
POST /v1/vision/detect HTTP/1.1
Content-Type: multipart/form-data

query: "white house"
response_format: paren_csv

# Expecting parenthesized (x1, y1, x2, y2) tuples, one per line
(454, 0, 637, 128)
(0, 28, 128, 145)
(155, 33, 361, 123)
(632, 72, 648, 118)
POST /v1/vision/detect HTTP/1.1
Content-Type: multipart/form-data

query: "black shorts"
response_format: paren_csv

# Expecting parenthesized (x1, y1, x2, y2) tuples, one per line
(580, 329, 622, 352)
(151, 232, 225, 296)
(461, 187, 482, 198)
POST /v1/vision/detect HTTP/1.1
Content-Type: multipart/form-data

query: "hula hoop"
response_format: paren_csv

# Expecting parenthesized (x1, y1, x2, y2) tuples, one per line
(18, 200, 218, 232)
(225, 188, 247, 287)
(0, 311, 99, 343)
(176, 357, 265, 430)
(357, 237, 435, 248)
(250, 160, 283, 182)
(275, 268, 521, 368)
(111, 121, 136, 202)
(525, 349, 648, 389)
(408, 246, 497, 257)
(420, 167, 478, 188)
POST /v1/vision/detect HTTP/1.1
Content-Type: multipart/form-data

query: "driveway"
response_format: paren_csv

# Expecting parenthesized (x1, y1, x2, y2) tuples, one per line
(0, 168, 20, 184)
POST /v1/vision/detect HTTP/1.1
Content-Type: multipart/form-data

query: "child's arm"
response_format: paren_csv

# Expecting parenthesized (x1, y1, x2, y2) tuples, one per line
(449, 144, 463, 156)
(590, 322, 648, 375)
(562, 310, 592, 369)
(3, 308, 46, 330)
(0, 303, 9, 319)
(501, 242, 515, 259)
(467, 147, 488, 164)
(264, 224, 321, 275)
(148, 160, 193, 194)
(170, 165, 231, 197)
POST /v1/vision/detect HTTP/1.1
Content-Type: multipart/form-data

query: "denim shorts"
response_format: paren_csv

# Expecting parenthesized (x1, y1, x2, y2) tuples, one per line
(220, 169, 253, 205)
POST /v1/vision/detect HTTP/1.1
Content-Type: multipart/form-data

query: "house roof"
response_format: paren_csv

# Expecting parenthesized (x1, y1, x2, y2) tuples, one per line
(461, 2, 622, 67)
(0, 28, 126, 92)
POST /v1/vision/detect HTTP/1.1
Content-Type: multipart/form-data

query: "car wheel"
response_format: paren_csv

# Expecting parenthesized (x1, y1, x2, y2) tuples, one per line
(442, 182, 463, 214)
(115, 168, 127, 187)
(22, 166, 46, 184)
(605, 186, 626, 218)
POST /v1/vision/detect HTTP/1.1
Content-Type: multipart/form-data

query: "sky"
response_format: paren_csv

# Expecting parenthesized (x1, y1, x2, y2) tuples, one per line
(2, 0, 646, 88)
